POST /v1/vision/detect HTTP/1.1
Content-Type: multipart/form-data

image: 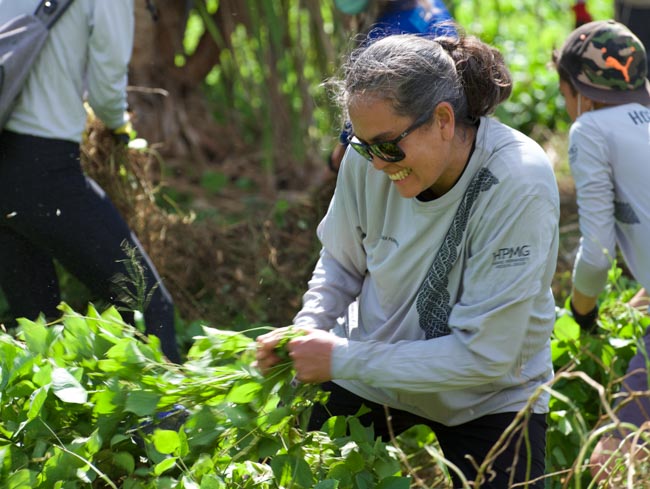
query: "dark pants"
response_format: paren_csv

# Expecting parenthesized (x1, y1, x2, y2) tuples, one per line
(0, 131, 179, 362)
(616, 326, 650, 429)
(309, 382, 547, 488)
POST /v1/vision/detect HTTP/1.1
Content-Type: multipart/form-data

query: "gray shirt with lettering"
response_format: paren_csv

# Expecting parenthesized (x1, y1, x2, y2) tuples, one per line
(569, 103, 650, 297)
(294, 116, 560, 426)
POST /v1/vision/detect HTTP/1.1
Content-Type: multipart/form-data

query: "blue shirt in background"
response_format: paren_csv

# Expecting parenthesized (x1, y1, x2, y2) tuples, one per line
(368, 0, 455, 41)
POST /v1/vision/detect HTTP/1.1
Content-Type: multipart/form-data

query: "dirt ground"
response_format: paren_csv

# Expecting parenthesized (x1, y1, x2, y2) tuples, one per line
(82, 122, 582, 332)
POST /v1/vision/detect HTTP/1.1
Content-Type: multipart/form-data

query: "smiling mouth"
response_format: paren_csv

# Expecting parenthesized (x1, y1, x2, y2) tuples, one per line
(388, 168, 413, 181)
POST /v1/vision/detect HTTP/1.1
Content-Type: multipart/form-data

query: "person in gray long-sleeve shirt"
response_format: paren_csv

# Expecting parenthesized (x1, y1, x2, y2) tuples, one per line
(0, 0, 179, 363)
(554, 19, 650, 482)
(257, 31, 559, 488)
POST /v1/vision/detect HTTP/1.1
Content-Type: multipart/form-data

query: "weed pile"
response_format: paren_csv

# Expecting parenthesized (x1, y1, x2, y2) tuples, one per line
(80, 119, 327, 330)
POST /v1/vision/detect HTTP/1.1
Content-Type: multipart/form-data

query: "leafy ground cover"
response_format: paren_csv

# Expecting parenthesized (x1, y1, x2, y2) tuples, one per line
(1, 264, 649, 488)
(0, 306, 416, 488)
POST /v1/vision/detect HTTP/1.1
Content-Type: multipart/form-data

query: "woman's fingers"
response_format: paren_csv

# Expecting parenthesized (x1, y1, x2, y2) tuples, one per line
(254, 327, 292, 374)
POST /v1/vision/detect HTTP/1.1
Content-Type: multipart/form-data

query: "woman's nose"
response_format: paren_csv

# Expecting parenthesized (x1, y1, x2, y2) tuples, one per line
(370, 156, 389, 170)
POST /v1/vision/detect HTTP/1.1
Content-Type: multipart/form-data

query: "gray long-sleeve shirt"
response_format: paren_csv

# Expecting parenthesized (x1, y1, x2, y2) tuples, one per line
(569, 103, 650, 297)
(0, 0, 134, 142)
(294, 117, 560, 426)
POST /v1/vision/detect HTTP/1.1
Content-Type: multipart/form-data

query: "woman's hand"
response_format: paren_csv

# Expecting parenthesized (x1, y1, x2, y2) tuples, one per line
(286, 328, 342, 383)
(255, 326, 293, 375)
(256, 327, 343, 383)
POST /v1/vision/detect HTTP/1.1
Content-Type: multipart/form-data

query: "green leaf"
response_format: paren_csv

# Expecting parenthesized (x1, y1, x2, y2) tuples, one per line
(125, 390, 160, 416)
(93, 389, 120, 415)
(226, 381, 262, 404)
(373, 456, 402, 479)
(348, 417, 374, 443)
(344, 448, 365, 473)
(270, 454, 313, 488)
(153, 429, 181, 455)
(62, 312, 96, 358)
(257, 436, 283, 459)
(51, 368, 88, 404)
(107, 340, 149, 365)
(323, 415, 347, 438)
(327, 462, 353, 486)
(4, 468, 37, 488)
(17, 317, 49, 355)
(110, 434, 131, 447)
(265, 406, 291, 426)
(355, 470, 375, 489)
(84, 429, 104, 457)
(556, 415, 574, 436)
(195, 473, 226, 488)
(32, 363, 53, 387)
(376, 476, 411, 489)
(314, 481, 339, 489)
(222, 404, 251, 428)
(100, 305, 125, 325)
(27, 386, 49, 420)
(153, 456, 178, 475)
(104, 451, 135, 476)
(553, 313, 580, 342)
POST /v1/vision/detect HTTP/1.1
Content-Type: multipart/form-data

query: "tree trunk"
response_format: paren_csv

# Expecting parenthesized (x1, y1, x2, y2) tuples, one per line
(126, 1, 343, 195)
(128, 0, 240, 169)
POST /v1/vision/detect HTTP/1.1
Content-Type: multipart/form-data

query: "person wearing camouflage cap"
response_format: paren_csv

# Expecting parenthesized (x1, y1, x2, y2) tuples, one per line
(554, 19, 650, 482)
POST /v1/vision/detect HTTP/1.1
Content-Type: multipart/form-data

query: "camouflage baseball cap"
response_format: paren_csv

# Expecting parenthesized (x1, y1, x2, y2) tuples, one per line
(557, 20, 650, 105)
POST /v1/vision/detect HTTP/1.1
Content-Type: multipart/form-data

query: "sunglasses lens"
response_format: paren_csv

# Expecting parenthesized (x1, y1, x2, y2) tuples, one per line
(349, 141, 373, 161)
(372, 142, 405, 162)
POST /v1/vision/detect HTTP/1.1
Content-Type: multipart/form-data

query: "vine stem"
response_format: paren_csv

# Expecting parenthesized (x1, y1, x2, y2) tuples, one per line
(40, 419, 119, 489)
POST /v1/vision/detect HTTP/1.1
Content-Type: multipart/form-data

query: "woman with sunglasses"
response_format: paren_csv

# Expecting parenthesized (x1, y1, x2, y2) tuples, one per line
(257, 31, 559, 488)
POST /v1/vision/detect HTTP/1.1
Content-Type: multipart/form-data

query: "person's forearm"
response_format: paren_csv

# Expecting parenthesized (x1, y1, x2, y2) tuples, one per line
(571, 287, 598, 314)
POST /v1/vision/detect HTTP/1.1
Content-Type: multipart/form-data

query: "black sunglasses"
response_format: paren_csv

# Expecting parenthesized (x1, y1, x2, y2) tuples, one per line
(347, 110, 433, 163)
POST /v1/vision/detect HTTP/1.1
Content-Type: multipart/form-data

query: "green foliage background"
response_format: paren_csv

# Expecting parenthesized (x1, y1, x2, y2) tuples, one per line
(183, 0, 615, 171)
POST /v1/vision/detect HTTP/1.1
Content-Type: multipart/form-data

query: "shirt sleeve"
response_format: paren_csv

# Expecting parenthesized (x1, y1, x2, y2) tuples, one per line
(331, 193, 558, 391)
(293, 160, 366, 329)
(569, 119, 615, 297)
(293, 248, 364, 330)
(86, 0, 134, 129)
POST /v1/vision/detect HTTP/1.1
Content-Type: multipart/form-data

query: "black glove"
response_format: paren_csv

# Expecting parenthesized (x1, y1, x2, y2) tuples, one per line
(570, 300, 599, 333)
(112, 121, 133, 145)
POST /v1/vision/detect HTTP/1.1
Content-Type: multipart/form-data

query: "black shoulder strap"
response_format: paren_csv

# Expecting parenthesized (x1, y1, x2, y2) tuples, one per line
(34, 0, 76, 30)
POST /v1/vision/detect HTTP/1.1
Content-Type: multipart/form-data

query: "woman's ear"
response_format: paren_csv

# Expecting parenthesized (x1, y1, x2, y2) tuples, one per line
(435, 102, 455, 141)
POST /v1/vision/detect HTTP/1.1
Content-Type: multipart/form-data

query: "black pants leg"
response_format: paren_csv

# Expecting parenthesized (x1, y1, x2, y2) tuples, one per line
(0, 131, 179, 362)
(309, 381, 546, 488)
(0, 226, 61, 320)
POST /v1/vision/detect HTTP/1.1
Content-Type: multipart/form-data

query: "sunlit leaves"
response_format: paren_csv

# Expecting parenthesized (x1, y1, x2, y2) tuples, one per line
(0, 304, 410, 488)
(51, 368, 88, 404)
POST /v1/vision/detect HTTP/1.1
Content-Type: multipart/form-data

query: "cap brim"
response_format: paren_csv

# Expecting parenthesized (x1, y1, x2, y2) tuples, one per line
(574, 77, 650, 105)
